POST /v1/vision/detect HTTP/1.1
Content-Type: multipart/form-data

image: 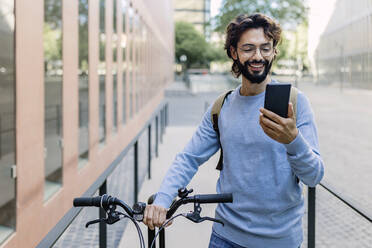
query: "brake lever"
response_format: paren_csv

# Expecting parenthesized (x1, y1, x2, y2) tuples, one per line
(185, 202, 224, 226)
(85, 218, 106, 228)
(185, 212, 224, 226)
(199, 216, 224, 226)
(85, 209, 121, 228)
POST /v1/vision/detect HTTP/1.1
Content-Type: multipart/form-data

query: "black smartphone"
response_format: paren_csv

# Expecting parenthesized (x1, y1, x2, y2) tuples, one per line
(264, 84, 291, 118)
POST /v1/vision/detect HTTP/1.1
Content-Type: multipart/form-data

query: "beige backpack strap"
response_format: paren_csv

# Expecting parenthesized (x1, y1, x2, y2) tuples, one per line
(290, 86, 298, 121)
(211, 90, 233, 171)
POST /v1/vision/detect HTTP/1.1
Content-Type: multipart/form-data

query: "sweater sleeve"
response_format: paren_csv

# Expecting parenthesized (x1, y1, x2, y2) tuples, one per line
(153, 105, 220, 208)
(283, 92, 325, 187)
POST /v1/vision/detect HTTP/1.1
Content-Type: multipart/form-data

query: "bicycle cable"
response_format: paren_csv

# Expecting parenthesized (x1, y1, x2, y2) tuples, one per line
(118, 213, 145, 248)
(149, 213, 185, 248)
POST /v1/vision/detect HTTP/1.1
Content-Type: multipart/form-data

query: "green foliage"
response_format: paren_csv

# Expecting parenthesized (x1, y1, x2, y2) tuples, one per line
(175, 22, 207, 68)
(213, 0, 309, 71)
(205, 43, 227, 62)
(214, 0, 308, 33)
(175, 22, 228, 68)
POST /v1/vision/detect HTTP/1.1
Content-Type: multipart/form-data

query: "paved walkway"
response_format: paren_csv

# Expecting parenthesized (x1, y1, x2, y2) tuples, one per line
(119, 127, 221, 248)
(119, 76, 372, 248)
(55, 75, 372, 247)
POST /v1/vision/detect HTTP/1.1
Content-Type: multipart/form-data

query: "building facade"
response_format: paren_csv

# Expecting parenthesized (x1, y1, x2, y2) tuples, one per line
(174, 0, 211, 37)
(309, 0, 372, 89)
(0, 0, 173, 247)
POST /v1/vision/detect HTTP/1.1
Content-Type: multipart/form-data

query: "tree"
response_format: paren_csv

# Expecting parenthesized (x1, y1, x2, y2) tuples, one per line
(175, 22, 209, 68)
(214, 0, 308, 33)
(213, 0, 309, 72)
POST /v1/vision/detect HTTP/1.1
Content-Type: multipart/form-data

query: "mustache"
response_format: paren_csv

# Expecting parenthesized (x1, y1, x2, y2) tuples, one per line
(245, 60, 269, 67)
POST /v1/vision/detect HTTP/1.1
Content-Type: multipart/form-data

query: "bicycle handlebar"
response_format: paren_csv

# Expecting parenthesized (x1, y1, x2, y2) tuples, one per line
(166, 193, 233, 219)
(73, 196, 103, 207)
(194, 193, 233, 204)
(73, 194, 134, 217)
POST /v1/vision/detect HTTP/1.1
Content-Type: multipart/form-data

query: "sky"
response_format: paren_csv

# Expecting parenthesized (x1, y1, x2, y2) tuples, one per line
(210, 0, 223, 18)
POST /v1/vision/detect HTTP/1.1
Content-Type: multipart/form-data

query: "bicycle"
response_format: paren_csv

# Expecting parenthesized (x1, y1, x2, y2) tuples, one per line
(73, 187, 233, 248)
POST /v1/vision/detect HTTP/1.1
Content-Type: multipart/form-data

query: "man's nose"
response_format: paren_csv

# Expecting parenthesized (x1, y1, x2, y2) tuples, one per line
(251, 47, 264, 61)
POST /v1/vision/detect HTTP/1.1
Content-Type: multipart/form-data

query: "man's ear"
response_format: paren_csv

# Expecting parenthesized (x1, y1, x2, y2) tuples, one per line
(230, 46, 237, 60)
(273, 47, 278, 57)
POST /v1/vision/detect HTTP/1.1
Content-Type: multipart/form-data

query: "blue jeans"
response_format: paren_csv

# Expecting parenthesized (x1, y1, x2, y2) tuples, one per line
(208, 231, 301, 248)
(208, 231, 246, 248)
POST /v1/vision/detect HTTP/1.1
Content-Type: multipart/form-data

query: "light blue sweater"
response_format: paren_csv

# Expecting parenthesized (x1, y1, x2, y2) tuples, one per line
(154, 81, 324, 248)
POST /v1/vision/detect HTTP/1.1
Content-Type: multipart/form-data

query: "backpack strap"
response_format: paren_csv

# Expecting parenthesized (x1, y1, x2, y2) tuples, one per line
(211, 85, 298, 172)
(211, 90, 233, 171)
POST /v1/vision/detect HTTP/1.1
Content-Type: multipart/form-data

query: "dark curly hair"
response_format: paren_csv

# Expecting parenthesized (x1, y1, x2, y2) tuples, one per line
(224, 13, 282, 78)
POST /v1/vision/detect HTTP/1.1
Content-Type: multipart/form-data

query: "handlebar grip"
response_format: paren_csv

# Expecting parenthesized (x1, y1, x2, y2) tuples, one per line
(195, 193, 233, 204)
(73, 196, 102, 207)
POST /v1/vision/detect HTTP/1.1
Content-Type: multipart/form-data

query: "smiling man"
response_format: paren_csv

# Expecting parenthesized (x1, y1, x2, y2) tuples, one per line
(143, 13, 324, 248)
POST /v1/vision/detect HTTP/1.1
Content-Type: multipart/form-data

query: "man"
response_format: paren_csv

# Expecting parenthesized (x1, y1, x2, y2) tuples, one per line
(144, 13, 324, 248)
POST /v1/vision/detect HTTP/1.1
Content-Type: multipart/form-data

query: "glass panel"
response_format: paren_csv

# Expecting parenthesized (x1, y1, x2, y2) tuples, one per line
(134, 12, 139, 113)
(121, 0, 127, 124)
(138, 129, 148, 186)
(113, 73, 117, 132)
(44, 0, 63, 201)
(99, 0, 106, 145)
(52, 190, 100, 247)
(128, 6, 133, 118)
(53, 149, 135, 247)
(0, 0, 16, 243)
(78, 0, 89, 168)
(106, 149, 135, 247)
(113, 0, 117, 132)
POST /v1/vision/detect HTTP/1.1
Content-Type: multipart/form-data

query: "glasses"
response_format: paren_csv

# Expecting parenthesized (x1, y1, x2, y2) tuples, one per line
(239, 44, 274, 58)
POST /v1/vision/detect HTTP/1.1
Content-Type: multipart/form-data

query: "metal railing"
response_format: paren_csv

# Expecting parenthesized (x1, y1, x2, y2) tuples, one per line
(36, 101, 169, 248)
(307, 181, 372, 248)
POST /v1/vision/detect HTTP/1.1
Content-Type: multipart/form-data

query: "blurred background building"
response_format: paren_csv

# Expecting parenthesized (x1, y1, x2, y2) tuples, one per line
(308, 0, 372, 89)
(0, 0, 173, 247)
(174, 0, 211, 38)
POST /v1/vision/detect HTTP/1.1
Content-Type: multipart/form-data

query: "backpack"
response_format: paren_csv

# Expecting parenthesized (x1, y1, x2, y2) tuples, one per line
(211, 86, 299, 171)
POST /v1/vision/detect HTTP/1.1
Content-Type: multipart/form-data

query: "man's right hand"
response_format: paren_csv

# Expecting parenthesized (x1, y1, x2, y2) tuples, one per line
(143, 205, 171, 230)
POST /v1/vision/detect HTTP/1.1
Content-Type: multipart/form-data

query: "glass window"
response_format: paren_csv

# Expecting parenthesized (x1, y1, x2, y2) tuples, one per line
(128, 6, 134, 118)
(99, 0, 106, 145)
(44, 0, 63, 201)
(78, 0, 89, 168)
(0, 0, 16, 243)
(121, 0, 127, 125)
(113, 0, 118, 132)
(134, 12, 139, 113)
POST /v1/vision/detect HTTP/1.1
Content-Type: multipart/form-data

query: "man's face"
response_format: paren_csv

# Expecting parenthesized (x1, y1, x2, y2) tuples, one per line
(231, 28, 276, 84)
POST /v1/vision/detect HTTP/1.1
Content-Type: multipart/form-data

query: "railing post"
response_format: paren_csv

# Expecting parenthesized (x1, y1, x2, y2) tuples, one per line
(147, 195, 156, 248)
(134, 141, 138, 203)
(79, 101, 82, 127)
(148, 228, 156, 248)
(160, 110, 162, 138)
(148, 125, 151, 180)
(159, 229, 165, 248)
(0, 116, 2, 158)
(167, 103, 169, 127)
(56, 105, 61, 135)
(163, 105, 167, 129)
(103, 104, 106, 137)
(155, 116, 159, 157)
(99, 180, 107, 248)
(308, 187, 316, 248)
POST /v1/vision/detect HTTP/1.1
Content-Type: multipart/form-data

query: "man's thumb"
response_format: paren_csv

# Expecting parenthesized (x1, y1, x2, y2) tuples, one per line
(288, 103, 294, 119)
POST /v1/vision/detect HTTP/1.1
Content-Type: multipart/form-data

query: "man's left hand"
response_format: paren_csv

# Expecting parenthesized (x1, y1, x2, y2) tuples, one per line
(259, 103, 298, 144)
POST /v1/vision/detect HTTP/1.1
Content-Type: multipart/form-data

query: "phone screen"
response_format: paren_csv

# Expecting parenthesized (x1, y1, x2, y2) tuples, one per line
(264, 84, 291, 118)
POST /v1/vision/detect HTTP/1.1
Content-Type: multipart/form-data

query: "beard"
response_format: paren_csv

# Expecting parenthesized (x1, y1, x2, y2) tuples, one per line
(236, 57, 273, 84)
